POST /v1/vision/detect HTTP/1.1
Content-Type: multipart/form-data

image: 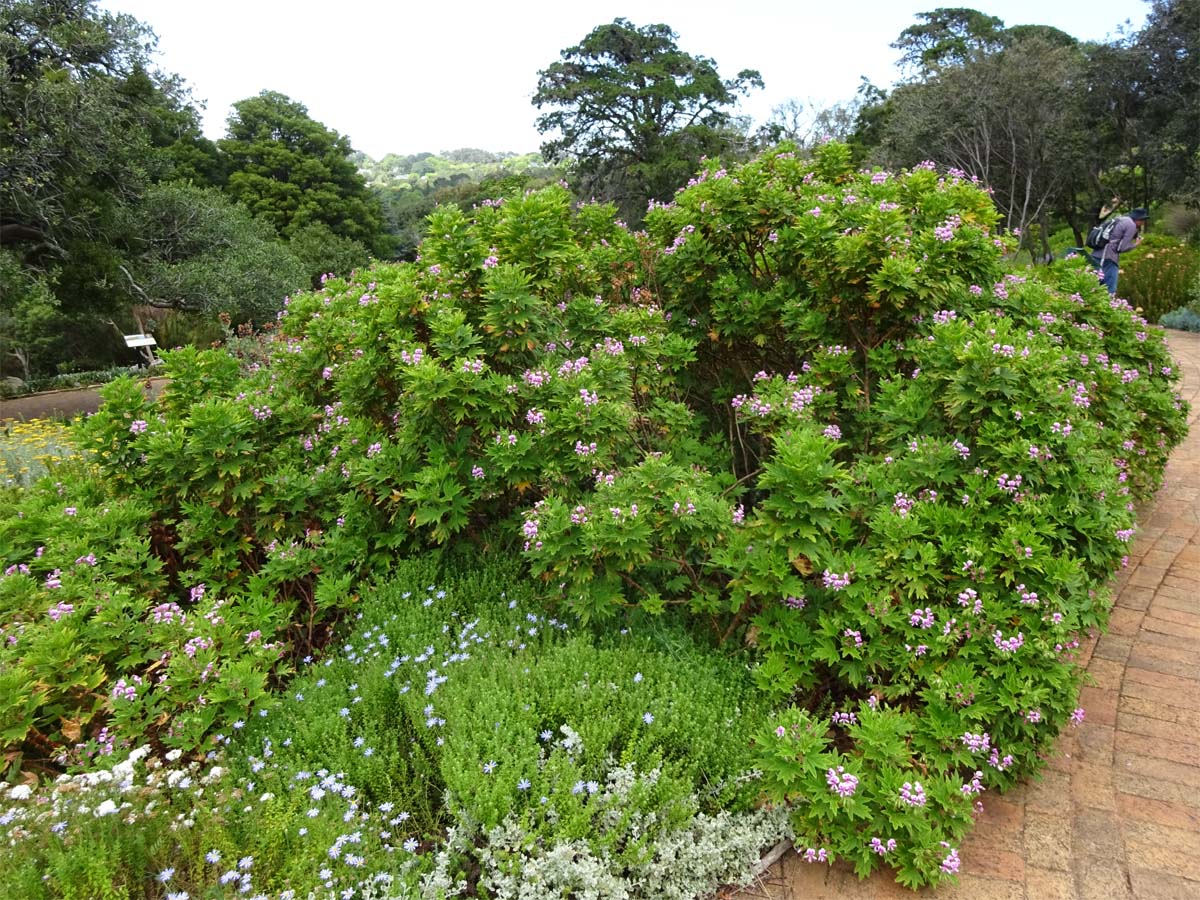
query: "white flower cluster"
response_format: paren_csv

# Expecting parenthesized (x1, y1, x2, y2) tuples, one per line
(1, 745, 228, 849)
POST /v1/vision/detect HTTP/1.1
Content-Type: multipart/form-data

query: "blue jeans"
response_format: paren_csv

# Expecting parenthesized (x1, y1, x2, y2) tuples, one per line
(1090, 254, 1119, 295)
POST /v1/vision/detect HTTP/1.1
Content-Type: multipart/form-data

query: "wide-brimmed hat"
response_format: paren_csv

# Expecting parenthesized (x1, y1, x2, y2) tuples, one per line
(1129, 207, 1150, 220)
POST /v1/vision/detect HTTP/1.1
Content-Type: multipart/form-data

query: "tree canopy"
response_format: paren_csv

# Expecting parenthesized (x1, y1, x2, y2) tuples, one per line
(118, 182, 308, 322)
(532, 18, 762, 221)
(891, 7, 1006, 74)
(219, 91, 389, 256)
(0, 0, 208, 273)
(858, 3, 1198, 255)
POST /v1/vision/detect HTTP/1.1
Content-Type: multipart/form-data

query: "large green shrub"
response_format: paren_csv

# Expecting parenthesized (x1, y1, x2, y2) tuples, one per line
(0, 142, 1187, 888)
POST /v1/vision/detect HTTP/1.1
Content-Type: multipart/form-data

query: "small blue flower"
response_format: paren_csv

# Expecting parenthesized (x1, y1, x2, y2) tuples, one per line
(517, 778, 531, 791)
(483, 760, 497, 774)
(643, 712, 654, 724)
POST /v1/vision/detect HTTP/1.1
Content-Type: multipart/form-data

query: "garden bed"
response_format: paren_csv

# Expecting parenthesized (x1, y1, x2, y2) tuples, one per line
(0, 143, 1187, 897)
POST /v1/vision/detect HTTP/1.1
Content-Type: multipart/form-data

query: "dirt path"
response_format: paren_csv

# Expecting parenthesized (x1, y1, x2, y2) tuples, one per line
(0, 378, 169, 422)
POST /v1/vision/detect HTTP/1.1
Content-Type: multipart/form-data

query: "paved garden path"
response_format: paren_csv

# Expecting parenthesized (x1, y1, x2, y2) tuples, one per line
(733, 330, 1200, 900)
(0, 377, 168, 422)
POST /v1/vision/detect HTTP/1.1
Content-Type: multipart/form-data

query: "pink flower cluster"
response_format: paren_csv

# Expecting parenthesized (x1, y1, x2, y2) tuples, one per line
(826, 766, 859, 797)
(823, 570, 851, 591)
(870, 837, 896, 856)
(899, 781, 926, 807)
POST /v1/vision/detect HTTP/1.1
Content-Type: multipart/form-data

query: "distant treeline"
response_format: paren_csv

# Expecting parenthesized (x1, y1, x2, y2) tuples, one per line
(2, 1, 1195, 380)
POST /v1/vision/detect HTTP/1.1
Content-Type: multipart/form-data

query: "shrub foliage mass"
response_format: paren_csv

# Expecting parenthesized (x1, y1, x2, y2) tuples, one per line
(0, 142, 1187, 890)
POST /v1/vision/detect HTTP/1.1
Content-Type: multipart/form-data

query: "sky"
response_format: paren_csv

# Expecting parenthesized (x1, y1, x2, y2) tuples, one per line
(98, 0, 1147, 160)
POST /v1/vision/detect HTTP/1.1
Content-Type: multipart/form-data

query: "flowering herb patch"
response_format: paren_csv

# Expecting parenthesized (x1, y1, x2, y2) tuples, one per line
(1, 561, 784, 899)
(0, 419, 81, 488)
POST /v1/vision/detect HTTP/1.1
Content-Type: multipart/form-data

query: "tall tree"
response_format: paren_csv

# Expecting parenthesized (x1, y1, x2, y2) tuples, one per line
(755, 85, 882, 157)
(532, 19, 762, 222)
(219, 91, 388, 255)
(891, 7, 1006, 75)
(2, 1, 150, 265)
(0, 0, 224, 377)
(877, 21, 1090, 257)
(1136, 0, 1200, 200)
(117, 182, 307, 323)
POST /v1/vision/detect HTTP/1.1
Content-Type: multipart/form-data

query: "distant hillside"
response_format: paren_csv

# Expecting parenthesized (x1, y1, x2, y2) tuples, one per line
(352, 149, 565, 259)
(351, 148, 553, 190)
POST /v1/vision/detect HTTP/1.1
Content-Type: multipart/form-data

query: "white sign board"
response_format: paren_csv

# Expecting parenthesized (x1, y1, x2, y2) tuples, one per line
(124, 334, 157, 349)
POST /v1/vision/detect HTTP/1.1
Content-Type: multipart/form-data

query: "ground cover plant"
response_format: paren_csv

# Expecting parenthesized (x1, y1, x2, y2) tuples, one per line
(0, 558, 785, 899)
(0, 141, 1187, 892)
(0, 419, 82, 488)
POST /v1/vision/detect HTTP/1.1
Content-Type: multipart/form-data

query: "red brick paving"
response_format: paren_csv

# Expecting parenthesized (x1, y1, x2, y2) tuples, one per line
(734, 331, 1200, 899)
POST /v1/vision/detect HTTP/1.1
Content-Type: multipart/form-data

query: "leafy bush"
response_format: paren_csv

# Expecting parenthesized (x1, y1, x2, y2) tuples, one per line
(1117, 234, 1200, 321)
(0, 366, 145, 398)
(0, 142, 1187, 888)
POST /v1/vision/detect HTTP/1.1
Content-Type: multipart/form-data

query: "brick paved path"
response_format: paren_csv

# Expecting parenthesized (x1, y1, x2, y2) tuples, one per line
(736, 331, 1200, 900)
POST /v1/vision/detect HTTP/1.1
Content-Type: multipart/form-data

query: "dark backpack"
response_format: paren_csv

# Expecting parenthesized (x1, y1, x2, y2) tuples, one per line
(1085, 217, 1119, 251)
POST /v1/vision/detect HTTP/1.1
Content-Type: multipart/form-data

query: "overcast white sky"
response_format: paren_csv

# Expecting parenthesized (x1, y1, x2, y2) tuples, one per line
(99, 0, 1147, 160)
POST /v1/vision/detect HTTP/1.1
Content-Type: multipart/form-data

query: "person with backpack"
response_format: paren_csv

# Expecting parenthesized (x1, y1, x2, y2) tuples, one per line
(1087, 207, 1149, 295)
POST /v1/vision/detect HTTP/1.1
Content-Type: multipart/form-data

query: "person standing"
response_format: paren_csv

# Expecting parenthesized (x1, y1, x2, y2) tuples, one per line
(1092, 208, 1149, 295)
